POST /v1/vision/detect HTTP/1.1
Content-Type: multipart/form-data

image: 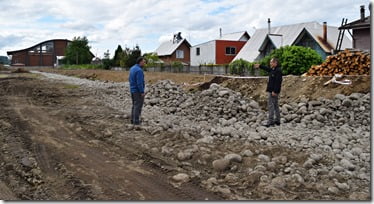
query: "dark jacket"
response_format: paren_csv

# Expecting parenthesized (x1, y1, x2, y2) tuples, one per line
(259, 65, 282, 94)
(129, 64, 145, 93)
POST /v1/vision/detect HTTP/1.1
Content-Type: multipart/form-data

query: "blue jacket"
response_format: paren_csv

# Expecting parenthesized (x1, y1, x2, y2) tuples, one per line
(129, 64, 145, 93)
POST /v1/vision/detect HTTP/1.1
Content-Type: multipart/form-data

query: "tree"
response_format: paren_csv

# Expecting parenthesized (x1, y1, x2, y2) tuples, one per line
(125, 45, 141, 68)
(113, 45, 123, 67)
(64, 36, 93, 65)
(259, 45, 323, 75)
(143, 52, 160, 67)
(102, 50, 111, 70)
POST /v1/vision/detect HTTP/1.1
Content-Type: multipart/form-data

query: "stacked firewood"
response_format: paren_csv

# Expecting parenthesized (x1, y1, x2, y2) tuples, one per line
(307, 49, 370, 76)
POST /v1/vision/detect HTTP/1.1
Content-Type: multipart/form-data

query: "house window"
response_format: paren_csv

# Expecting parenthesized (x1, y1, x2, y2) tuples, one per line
(196, 47, 200, 56)
(225, 47, 236, 55)
(176, 50, 184, 59)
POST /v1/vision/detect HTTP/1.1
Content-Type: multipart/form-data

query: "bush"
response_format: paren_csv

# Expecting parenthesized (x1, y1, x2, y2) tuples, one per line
(229, 59, 253, 75)
(259, 46, 322, 75)
(171, 61, 183, 72)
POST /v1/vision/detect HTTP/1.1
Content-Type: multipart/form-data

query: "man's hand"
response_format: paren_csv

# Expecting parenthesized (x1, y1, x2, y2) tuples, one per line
(141, 93, 145, 98)
(271, 92, 277, 97)
(254, 64, 260, 69)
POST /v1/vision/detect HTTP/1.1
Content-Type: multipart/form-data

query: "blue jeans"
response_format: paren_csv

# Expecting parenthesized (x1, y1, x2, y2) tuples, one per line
(131, 93, 144, 125)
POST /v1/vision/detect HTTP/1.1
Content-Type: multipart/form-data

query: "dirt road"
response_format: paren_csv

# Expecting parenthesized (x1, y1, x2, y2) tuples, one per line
(0, 74, 220, 200)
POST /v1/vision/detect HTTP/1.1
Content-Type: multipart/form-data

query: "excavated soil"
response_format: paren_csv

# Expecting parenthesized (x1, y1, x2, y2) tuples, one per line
(0, 74, 220, 200)
(0, 70, 371, 201)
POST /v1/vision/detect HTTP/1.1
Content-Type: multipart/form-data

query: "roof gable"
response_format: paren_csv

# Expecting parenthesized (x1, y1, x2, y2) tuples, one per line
(234, 21, 352, 62)
(219, 31, 250, 41)
(155, 39, 191, 56)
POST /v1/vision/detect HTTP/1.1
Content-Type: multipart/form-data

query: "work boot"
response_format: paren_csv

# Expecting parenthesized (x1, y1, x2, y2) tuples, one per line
(263, 123, 274, 128)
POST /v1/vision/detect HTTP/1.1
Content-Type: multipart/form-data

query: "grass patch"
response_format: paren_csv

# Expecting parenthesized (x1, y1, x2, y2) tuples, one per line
(60, 64, 104, 70)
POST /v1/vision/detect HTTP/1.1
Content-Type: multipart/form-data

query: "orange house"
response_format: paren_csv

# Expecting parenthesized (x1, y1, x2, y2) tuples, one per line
(190, 31, 250, 66)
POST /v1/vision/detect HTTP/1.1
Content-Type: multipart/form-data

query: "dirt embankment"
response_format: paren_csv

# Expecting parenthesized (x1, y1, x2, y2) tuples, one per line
(212, 75, 370, 109)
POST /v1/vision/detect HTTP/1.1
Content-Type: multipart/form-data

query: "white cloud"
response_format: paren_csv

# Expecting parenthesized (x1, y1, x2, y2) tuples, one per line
(0, 0, 371, 58)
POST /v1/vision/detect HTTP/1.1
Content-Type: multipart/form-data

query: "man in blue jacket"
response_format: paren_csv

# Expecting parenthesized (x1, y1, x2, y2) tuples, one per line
(129, 57, 146, 125)
(254, 58, 283, 127)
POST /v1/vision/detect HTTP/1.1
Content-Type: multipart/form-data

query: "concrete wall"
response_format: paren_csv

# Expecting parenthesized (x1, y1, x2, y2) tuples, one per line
(190, 41, 216, 66)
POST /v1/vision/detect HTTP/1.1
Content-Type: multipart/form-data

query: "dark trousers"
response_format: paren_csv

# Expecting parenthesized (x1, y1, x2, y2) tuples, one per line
(268, 92, 280, 124)
(131, 93, 144, 125)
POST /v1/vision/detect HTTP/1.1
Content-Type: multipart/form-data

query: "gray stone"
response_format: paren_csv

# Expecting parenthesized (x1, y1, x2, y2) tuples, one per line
(249, 101, 260, 109)
(335, 94, 346, 101)
(196, 136, 214, 144)
(342, 99, 353, 107)
(21, 157, 33, 168)
(224, 153, 242, 163)
(218, 90, 230, 97)
(258, 154, 270, 162)
(340, 159, 355, 171)
(212, 159, 230, 171)
(328, 186, 340, 194)
(177, 151, 193, 161)
(172, 173, 190, 183)
(271, 176, 287, 188)
(334, 181, 350, 191)
(242, 149, 254, 157)
(348, 93, 362, 100)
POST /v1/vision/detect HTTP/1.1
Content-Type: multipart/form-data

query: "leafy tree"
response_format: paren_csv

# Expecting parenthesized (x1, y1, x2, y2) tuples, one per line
(229, 59, 253, 75)
(259, 45, 322, 75)
(64, 36, 93, 64)
(143, 52, 160, 68)
(125, 45, 141, 68)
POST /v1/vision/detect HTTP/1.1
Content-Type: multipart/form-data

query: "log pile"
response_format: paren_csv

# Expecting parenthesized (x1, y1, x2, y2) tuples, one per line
(307, 49, 370, 76)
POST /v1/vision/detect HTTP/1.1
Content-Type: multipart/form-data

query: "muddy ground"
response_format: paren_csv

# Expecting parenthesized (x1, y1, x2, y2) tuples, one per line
(0, 74, 219, 200)
(0, 70, 371, 201)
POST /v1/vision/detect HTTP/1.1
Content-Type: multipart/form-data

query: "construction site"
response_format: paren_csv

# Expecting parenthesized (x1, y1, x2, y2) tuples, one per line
(0, 60, 370, 200)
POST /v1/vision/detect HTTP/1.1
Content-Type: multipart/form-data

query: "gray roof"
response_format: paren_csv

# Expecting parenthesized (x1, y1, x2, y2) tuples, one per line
(234, 21, 352, 62)
(155, 38, 190, 56)
(219, 31, 250, 41)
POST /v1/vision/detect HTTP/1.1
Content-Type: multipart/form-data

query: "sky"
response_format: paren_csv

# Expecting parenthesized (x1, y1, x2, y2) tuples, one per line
(0, 0, 371, 58)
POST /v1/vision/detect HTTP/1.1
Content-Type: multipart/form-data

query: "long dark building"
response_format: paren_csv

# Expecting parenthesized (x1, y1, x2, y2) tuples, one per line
(7, 39, 71, 66)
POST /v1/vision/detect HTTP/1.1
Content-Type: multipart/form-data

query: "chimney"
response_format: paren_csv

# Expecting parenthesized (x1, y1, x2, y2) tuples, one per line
(323, 22, 327, 42)
(219, 28, 222, 38)
(268, 18, 271, 34)
(360, 5, 365, 21)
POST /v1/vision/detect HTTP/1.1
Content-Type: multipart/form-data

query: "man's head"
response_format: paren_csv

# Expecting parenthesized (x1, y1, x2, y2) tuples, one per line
(136, 57, 146, 67)
(270, 58, 279, 69)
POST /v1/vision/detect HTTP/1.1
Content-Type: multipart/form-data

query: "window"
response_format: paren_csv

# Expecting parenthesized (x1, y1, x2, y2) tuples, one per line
(176, 50, 184, 59)
(196, 47, 200, 56)
(225, 47, 236, 55)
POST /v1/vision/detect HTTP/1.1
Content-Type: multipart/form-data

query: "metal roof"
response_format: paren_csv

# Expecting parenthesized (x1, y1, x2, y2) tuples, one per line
(339, 16, 370, 30)
(155, 38, 191, 56)
(219, 31, 250, 41)
(234, 21, 352, 62)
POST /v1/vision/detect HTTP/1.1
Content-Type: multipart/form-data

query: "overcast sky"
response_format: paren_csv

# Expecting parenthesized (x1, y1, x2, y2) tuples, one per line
(0, 0, 371, 58)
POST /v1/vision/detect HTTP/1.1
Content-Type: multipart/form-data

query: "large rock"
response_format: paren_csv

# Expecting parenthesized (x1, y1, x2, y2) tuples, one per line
(172, 173, 190, 183)
(212, 159, 230, 171)
(224, 153, 242, 163)
(340, 159, 355, 171)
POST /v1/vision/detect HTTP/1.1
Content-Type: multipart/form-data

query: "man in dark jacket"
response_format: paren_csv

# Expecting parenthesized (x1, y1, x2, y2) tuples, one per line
(129, 57, 146, 125)
(254, 58, 283, 127)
